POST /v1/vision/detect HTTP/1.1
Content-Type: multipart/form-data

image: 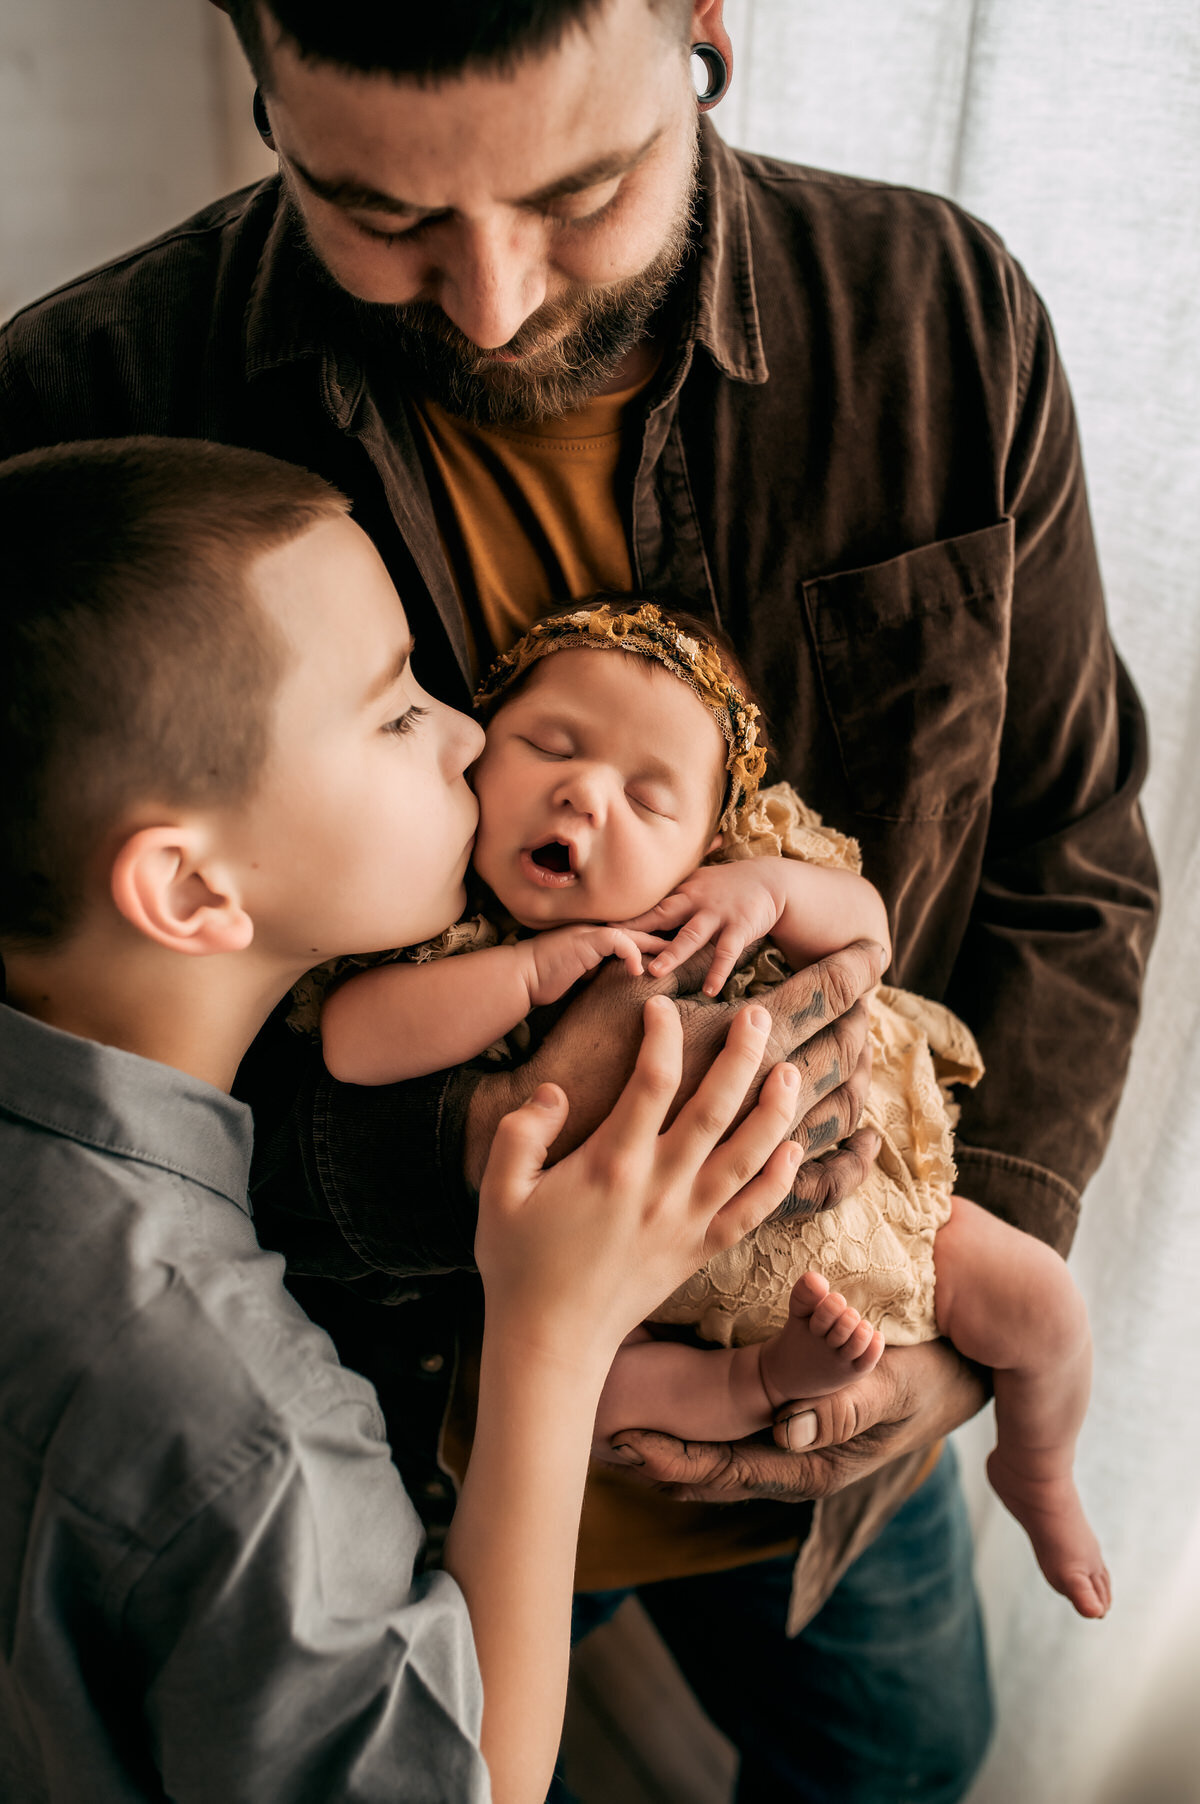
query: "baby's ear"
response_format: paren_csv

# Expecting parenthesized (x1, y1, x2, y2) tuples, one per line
(110, 826, 254, 957)
(705, 831, 725, 858)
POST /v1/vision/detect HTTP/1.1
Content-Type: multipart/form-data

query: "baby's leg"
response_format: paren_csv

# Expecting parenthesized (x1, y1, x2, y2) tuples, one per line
(592, 1277, 883, 1453)
(934, 1197, 1110, 1618)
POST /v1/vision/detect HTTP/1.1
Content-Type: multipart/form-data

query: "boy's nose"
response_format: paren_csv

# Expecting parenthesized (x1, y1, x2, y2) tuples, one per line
(448, 709, 486, 776)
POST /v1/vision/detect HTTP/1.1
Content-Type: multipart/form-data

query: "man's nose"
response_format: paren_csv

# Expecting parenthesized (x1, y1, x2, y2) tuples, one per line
(435, 214, 548, 350)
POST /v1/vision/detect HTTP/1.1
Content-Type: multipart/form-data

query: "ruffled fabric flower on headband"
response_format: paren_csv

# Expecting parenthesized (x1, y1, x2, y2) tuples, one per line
(474, 602, 768, 829)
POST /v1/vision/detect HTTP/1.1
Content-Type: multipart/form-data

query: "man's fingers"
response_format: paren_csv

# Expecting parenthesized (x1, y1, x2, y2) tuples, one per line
(771, 1374, 893, 1455)
(792, 1023, 872, 1155)
(768, 940, 885, 1058)
(481, 1083, 571, 1202)
(664, 1003, 774, 1159)
(774, 1125, 882, 1219)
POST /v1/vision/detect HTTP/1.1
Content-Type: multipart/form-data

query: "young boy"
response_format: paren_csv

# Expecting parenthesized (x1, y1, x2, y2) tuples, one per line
(0, 440, 804, 1804)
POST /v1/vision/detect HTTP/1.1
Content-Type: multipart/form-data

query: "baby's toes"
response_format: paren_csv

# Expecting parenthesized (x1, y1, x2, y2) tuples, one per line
(789, 1271, 829, 1321)
(809, 1288, 849, 1336)
(824, 1305, 863, 1350)
(844, 1324, 884, 1373)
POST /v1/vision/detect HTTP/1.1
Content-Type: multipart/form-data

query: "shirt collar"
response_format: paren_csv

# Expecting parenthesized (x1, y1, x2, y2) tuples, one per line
(241, 119, 768, 401)
(0, 1005, 254, 1213)
(689, 120, 769, 386)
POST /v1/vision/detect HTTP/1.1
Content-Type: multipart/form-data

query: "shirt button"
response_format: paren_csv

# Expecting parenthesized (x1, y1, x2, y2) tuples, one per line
(419, 1352, 446, 1374)
(422, 1478, 449, 1500)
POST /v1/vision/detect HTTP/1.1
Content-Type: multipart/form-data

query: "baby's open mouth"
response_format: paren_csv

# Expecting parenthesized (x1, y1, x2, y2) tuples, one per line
(530, 840, 573, 874)
(522, 839, 579, 888)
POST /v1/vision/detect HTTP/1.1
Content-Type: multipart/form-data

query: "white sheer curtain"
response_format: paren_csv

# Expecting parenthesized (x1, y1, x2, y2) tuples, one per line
(721, 4, 1200, 1798)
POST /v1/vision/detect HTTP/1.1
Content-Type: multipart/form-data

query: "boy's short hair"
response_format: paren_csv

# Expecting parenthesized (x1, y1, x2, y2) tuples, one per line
(0, 437, 347, 947)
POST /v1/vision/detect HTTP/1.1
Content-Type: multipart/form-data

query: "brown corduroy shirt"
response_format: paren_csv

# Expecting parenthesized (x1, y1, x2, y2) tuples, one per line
(0, 123, 1158, 1625)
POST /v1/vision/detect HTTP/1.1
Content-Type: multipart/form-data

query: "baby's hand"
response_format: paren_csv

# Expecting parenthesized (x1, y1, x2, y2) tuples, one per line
(527, 924, 666, 1008)
(619, 863, 787, 997)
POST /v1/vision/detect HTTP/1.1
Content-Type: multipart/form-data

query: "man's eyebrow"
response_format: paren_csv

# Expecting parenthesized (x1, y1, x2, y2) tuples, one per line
(364, 635, 415, 706)
(287, 127, 664, 220)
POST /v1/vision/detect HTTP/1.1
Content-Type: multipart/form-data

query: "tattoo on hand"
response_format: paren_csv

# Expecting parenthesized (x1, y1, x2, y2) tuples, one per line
(813, 1062, 841, 1098)
(791, 991, 827, 1027)
(804, 1114, 840, 1152)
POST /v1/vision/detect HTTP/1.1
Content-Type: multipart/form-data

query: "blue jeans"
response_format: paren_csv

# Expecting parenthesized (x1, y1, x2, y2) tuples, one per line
(557, 1445, 992, 1803)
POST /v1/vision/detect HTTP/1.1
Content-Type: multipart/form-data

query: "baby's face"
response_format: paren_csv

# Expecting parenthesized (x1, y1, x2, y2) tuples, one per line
(471, 648, 727, 927)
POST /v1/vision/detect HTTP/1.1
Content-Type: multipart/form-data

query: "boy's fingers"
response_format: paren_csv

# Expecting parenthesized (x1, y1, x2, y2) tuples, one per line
(698, 1055, 800, 1202)
(482, 1083, 571, 1200)
(705, 1138, 804, 1254)
(592, 995, 684, 1146)
(664, 1004, 774, 1161)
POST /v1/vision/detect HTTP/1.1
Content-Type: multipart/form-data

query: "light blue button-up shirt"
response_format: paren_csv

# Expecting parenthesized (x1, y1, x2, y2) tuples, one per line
(0, 1004, 489, 1802)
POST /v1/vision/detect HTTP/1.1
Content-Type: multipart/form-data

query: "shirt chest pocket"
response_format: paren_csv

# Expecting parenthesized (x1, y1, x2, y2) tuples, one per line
(802, 519, 1014, 822)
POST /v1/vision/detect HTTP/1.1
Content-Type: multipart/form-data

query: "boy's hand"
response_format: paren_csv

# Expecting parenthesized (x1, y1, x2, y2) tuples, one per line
(526, 924, 666, 1008)
(619, 862, 789, 997)
(475, 1000, 804, 1364)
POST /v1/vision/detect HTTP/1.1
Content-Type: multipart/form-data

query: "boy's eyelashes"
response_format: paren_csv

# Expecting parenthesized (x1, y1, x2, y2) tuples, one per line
(383, 704, 429, 738)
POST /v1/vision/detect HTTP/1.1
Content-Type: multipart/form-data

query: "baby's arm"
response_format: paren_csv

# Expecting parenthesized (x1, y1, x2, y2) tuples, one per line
(622, 857, 891, 997)
(321, 926, 658, 1086)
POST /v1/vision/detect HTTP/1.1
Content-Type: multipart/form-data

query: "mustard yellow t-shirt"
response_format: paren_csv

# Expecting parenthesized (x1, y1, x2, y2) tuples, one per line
(414, 370, 811, 1586)
(411, 379, 640, 664)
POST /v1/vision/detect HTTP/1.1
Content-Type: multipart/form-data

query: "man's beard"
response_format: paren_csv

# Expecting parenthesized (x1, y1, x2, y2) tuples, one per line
(321, 156, 699, 427)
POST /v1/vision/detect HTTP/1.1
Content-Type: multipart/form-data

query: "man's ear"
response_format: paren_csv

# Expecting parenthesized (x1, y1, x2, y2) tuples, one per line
(690, 0, 733, 81)
(111, 827, 254, 957)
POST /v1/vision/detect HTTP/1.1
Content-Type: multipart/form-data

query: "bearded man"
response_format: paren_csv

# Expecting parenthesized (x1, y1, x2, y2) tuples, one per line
(0, 3, 1157, 1799)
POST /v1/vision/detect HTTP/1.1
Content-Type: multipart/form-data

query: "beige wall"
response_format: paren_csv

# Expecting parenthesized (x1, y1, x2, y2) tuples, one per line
(0, 0, 272, 321)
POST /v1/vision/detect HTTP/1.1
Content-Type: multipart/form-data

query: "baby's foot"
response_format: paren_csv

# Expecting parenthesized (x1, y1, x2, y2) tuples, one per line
(759, 1271, 885, 1410)
(986, 1449, 1112, 1619)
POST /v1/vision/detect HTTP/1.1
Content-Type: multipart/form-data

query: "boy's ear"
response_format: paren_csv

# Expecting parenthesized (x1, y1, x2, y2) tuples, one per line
(706, 831, 725, 857)
(111, 827, 254, 957)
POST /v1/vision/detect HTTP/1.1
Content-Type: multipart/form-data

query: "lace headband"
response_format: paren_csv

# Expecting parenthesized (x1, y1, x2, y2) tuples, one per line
(474, 602, 768, 829)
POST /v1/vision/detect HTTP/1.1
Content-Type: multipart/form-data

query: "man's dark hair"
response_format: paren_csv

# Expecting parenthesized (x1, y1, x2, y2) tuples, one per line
(227, 0, 691, 88)
(0, 438, 347, 946)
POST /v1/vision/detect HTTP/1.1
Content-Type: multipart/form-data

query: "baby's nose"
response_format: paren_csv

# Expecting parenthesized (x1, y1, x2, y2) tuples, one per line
(555, 767, 608, 820)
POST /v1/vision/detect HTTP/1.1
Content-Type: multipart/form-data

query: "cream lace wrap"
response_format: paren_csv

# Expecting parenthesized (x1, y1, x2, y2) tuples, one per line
(290, 781, 982, 1350)
(645, 783, 983, 1349)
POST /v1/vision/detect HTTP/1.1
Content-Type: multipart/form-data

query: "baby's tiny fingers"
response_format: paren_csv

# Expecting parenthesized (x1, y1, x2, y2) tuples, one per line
(617, 893, 694, 933)
(702, 930, 750, 997)
(625, 931, 670, 955)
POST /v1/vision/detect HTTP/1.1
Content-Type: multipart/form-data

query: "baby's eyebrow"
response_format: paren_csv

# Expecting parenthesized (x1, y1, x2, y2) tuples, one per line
(632, 753, 682, 789)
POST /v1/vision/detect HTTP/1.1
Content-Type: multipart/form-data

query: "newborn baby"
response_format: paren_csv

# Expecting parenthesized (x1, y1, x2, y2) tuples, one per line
(312, 598, 1109, 1619)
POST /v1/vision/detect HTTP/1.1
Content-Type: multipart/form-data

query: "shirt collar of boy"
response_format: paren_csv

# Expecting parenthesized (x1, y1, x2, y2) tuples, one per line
(0, 1003, 253, 1211)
